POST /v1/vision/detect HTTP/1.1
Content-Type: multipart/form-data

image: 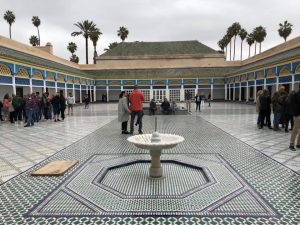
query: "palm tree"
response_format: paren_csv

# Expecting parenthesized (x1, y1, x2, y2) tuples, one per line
(32, 16, 41, 46)
(3, 10, 15, 39)
(223, 34, 231, 61)
(70, 54, 79, 63)
(29, 35, 39, 46)
(246, 33, 255, 58)
(67, 42, 79, 63)
(104, 42, 119, 51)
(253, 26, 267, 53)
(89, 28, 102, 64)
(278, 20, 293, 42)
(231, 22, 241, 60)
(239, 28, 247, 60)
(218, 38, 226, 56)
(67, 42, 77, 55)
(71, 20, 97, 64)
(117, 26, 129, 42)
(226, 26, 234, 61)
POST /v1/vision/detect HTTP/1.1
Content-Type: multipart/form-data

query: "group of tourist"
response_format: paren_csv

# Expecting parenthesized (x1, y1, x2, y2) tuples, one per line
(256, 86, 300, 150)
(0, 91, 76, 127)
(118, 86, 212, 134)
(118, 85, 144, 134)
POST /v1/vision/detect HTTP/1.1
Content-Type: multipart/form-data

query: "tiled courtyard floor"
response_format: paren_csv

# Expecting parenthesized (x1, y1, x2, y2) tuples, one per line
(0, 102, 299, 225)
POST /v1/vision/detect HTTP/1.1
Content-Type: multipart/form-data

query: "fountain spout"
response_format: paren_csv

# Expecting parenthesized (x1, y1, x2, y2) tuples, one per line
(151, 117, 161, 143)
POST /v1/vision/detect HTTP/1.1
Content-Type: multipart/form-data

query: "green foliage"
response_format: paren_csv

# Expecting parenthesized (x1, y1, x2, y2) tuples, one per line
(117, 26, 129, 42)
(89, 28, 102, 47)
(67, 42, 77, 54)
(278, 20, 293, 42)
(246, 33, 255, 46)
(104, 42, 119, 51)
(32, 16, 41, 46)
(70, 54, 79, 63)
(3, 10, 15, 39)
(239, 29, 248, 41)
(29, 35, 39, 46)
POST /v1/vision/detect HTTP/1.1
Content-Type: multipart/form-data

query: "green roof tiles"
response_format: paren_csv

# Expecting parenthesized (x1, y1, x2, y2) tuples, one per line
(101, 40, 219, 57)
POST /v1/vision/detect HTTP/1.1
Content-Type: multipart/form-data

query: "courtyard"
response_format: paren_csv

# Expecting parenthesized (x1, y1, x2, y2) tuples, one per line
(0, 102, 299, 225)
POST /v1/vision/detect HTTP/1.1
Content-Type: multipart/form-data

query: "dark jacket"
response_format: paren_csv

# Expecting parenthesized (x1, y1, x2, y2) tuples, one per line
(161, 101, 171, 111)
(292, 91, 300, 116)
(260, 95, 271, 112)
(25, 98, 35, 111)
(51, 95, 60, 109)
(195, 95, 202, 103)
(59, 96, 66, 109)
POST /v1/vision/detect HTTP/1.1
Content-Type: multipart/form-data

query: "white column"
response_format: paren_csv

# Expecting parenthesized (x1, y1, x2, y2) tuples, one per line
(276, 76, 279, 91)
(195, 84, 199, 96)
(228, 85, 231, 101)
(72, 84, 75, 101)
(79, 85, 82, 103)
(180, 84, 185, 102)
(225, 83, 228, 100)
(43, 80, 46, 93)
(30, 78, 33, 93)
(264, 78, 267, 89)
(65, 83, 67, 97)
(106, 85, 109, 102)
(12, 75, 16, 95)
(86, 85, 88, 94)
(292, 74, 295, 91)
(166, 85, 170, 100)
(55, 81, 58, 92)
(94, 86, 97, 102)
(239, 84, 242, 101)
(210, 82, 214, 100)
(246, 82, 249, 102)
(254, 80, 257, 103)
(121, 85, 124, 91)
(233, 86, 236, 101)
(150, 85, 153, 100)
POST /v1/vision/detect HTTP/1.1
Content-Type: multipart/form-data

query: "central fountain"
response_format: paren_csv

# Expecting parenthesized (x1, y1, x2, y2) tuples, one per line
(127, 117, 184, 179)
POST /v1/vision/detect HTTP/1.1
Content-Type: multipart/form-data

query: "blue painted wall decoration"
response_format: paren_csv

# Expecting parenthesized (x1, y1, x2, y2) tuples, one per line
(15, 77, 30, 85)
(266, 78, 277, 84)
(32, 79, 44, 86)
(46, 81, 55, 87)
(0, 61, 14, 74)
(0, 75, 13, 84)
(16, 65, 31, 77)
(279, 76, 292, 83)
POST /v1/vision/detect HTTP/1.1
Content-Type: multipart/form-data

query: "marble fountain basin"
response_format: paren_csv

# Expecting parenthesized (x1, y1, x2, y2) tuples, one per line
(127, 132, 184, 179)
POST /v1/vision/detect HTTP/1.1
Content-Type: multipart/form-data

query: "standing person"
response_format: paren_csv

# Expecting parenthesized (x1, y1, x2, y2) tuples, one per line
(284, 91, 295, 133)
(51, 92, 60, 122)
(149, 99, 157, 116)
(42, 93, 48, 120)
(67, 93, 75, 115)
(36, 92, 43, 121)
(256, 90, 263, 127)
(8, 96, 15, 123)
(2, 94, 9, 121)
(32, 93, 39, 123)
(59, 91, 66, 120)
(289, 89, 300, 150)
(207, 93, 212, 107)
(0, 100, 3, 121)
(272, 91, 284, 131)
(185, 90, 192, 113)
(129, 85, 144, 134)
(161, 97, 172, 114)
(12, 93, 22, 122)
(195, 92, 202, 112)
(118, 91, 131, 134)
(47, 94, 53, 120)
(259, 89, 272, 129)
(24, 94, 35, 127)
(84, 94, 90, 109)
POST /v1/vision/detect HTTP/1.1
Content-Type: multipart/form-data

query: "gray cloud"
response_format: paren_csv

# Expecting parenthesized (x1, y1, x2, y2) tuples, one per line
(0, 0, 299, 64)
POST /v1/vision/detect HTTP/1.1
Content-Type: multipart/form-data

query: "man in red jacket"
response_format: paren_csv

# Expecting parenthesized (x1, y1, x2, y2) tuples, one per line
(129, 85, 144, 134)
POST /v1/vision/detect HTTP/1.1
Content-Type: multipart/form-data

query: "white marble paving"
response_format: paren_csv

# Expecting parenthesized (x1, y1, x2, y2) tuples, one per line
(0, 101, 299, 184)
(198, 102, 300, 173)
(0, 103, 117, 183)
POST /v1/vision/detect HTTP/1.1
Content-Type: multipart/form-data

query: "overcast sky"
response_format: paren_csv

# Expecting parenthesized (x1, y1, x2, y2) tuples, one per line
(0, 0, 299, 64)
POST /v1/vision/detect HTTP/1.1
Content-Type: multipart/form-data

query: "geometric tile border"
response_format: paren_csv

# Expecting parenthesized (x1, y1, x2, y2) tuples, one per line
(26, 154, 280, 218)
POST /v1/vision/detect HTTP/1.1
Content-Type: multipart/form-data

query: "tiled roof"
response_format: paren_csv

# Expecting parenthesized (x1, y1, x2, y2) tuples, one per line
(85, 67, 236, 79)
(0, 46, 90, 77)
(101, 40, 219, 57)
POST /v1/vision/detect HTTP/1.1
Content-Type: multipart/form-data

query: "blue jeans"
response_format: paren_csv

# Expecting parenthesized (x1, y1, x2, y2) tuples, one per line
(26, 110, 34, 126)
(273, 112, 281, 129)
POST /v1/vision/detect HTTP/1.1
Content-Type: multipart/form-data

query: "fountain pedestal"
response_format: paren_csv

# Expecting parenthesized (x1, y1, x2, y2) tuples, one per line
(149, 149, 163, 178)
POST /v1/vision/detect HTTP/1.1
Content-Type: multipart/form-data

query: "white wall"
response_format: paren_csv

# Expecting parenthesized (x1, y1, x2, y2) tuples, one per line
(0, 84, 13, 99)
